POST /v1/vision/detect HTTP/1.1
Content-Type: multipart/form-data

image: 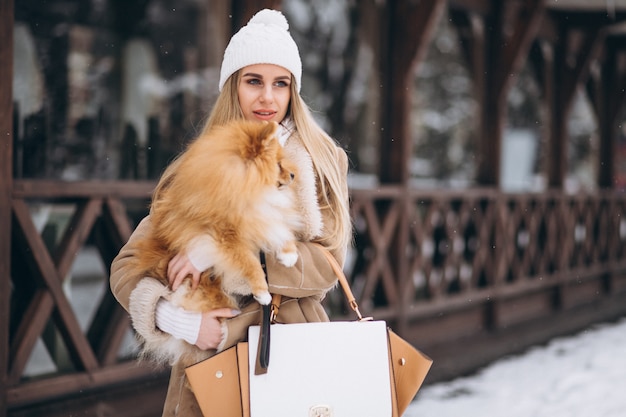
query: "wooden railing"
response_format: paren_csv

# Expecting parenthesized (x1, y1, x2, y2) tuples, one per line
(6, 180, 626, 412)
(343, 187, 626, 344)
(8, 180, 157, 410)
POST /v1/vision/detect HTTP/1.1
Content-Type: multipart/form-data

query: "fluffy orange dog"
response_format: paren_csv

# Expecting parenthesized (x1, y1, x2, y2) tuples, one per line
(131, 120, 302, 322)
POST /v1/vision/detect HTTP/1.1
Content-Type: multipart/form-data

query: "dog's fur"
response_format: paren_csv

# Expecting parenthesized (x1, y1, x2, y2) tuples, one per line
(129, 120, 306, 364)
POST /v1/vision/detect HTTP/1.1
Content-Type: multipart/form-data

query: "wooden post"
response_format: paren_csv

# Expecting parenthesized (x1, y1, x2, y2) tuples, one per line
(478, 0, 546, 186)
(378, 0, 445, 185)
(549, 25, 568, 189)
(548, 24, 604, 188)
(594, 38, 626, 189)
(377, 0, 446, 335)
(453, 10, 485, 132)
(0, 0, 14, 414)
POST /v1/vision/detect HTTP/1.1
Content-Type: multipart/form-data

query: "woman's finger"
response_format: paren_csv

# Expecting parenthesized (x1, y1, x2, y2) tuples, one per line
(189, 269, 201, 290)
(209, 307, 242, 319)
(171, 266, 189, 291)
(167, 254, 184, 284)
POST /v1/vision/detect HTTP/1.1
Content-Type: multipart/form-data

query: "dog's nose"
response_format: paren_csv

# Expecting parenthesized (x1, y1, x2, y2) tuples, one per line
(290, 173, 295, 180)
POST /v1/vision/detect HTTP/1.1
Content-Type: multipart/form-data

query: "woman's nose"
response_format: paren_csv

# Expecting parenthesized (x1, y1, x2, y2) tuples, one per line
(259, 86, 273, 103)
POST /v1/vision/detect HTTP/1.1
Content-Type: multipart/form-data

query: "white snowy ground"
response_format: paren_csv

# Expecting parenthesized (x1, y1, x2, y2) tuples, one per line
(405, 317, 626, 417)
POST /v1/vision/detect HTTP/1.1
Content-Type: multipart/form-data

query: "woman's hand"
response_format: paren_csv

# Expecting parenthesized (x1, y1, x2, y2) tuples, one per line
(195, 308, 241, 350)
(168, 236, 216, 290)
(167, 252, 202, 291)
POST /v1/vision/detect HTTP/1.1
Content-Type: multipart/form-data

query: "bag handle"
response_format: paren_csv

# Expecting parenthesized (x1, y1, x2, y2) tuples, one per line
(255, 252, 271, 374)
(313, 243, 371, 322)
(270, 243, 371, 322)
(256, 244, 371, 374)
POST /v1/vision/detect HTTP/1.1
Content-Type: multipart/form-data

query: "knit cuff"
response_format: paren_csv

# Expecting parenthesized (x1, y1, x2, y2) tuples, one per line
(155, 298, 202, 345)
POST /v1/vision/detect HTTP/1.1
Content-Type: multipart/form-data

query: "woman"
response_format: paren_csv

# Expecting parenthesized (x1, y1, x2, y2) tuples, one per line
(110, 9, 352, 416)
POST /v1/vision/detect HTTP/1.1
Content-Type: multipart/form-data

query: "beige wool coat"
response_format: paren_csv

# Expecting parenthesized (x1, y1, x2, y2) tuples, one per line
(110, 134, 349, 417)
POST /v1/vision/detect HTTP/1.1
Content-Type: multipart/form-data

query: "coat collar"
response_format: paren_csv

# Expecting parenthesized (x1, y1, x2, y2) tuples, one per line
(277, 117, 295, 146)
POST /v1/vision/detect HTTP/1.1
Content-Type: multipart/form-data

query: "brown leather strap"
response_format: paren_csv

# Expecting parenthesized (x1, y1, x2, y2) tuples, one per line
(268, 244, 370, 323)
(256, 252, 271, 374)
(313, 243, 370, 321)
(254, 304, 270, 375)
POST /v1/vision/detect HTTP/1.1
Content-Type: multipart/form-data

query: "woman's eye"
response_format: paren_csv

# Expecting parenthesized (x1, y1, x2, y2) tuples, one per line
(247, 78, 262, 85)
(275, 80, 289, 88)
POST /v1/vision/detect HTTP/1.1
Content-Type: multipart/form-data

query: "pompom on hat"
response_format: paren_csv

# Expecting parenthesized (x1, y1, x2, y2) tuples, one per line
(219, 9, 302, 92)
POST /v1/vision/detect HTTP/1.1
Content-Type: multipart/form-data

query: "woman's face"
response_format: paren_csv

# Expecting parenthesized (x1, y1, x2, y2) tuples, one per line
(237, 64, 292, 123)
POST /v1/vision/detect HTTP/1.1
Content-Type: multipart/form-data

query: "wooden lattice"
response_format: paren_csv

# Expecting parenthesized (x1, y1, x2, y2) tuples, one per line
(8, 180, 156, 407)
(6, 181, 626, 409)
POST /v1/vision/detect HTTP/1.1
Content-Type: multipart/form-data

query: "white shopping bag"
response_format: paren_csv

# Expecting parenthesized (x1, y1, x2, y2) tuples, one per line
(248, 320, 393, 417)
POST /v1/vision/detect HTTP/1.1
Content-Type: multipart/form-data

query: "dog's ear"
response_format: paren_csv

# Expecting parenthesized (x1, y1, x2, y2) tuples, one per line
(244, 121, 278, 159)
(259, 121, 278, 147)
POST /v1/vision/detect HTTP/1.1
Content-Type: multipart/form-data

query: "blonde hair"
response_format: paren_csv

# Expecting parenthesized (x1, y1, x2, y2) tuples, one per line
(154, 72, 352, 254)
(287, 81, 352, 254)
(152, 73, 244, 205)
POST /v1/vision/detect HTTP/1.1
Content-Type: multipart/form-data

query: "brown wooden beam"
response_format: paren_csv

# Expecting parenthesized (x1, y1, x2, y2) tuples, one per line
(90, 198, 136, 365)
(559, 28, 605, 115)
(0, 0, 14, 414)
(548, 25, 605, 188)
(450, 10, 486, 172)
(12, 199, 99, 373)
(593, 41, 626, 188)
(536, 11, 560, 42)
(13, 179, 155, 199)
(496, 0, 546, 96)
(536, 40, 556, 187)
(198, 1, 232, 69)
(8, 290, 53, 383)
(53, 199, 103, 278)
(88, 290, 132, 366)
(376, 0, 445, 338)
(476, 0, 546, 187)
(7, 362, 163, 408)
(379, 0, 446, 184)
(450, 10, 485, 82)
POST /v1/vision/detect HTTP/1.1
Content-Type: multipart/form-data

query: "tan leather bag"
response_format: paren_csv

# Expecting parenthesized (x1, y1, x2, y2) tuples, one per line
(185, 245, 432, 417)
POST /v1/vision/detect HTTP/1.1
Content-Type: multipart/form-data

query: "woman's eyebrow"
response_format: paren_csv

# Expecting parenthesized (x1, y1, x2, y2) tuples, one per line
(241, 72, 290, 82)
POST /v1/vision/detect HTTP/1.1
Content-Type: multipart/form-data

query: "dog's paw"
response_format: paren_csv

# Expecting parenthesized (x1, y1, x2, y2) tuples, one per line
(277, 251, 298, 267)
(254, 291, 272, 305)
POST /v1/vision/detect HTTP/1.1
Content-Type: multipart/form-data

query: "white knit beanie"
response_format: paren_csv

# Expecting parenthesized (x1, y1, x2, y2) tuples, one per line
(219, 9, 302, 92)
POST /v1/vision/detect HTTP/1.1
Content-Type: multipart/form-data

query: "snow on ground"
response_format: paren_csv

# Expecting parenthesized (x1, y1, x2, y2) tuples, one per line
(405, 317, 626, 417)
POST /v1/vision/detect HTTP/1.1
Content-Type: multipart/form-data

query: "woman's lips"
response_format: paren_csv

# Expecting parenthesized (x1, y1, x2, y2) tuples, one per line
(253, 110, 277, 120)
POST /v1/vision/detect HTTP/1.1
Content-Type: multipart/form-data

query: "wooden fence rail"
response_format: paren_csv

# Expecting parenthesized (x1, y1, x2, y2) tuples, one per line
(6, 180, 626, 414)
(346, 187, 626, 321)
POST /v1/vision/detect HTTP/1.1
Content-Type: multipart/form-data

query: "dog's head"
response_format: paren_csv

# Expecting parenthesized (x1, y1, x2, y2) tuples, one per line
(233, 120, 297, 188)
(277, 159, 296, 188)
